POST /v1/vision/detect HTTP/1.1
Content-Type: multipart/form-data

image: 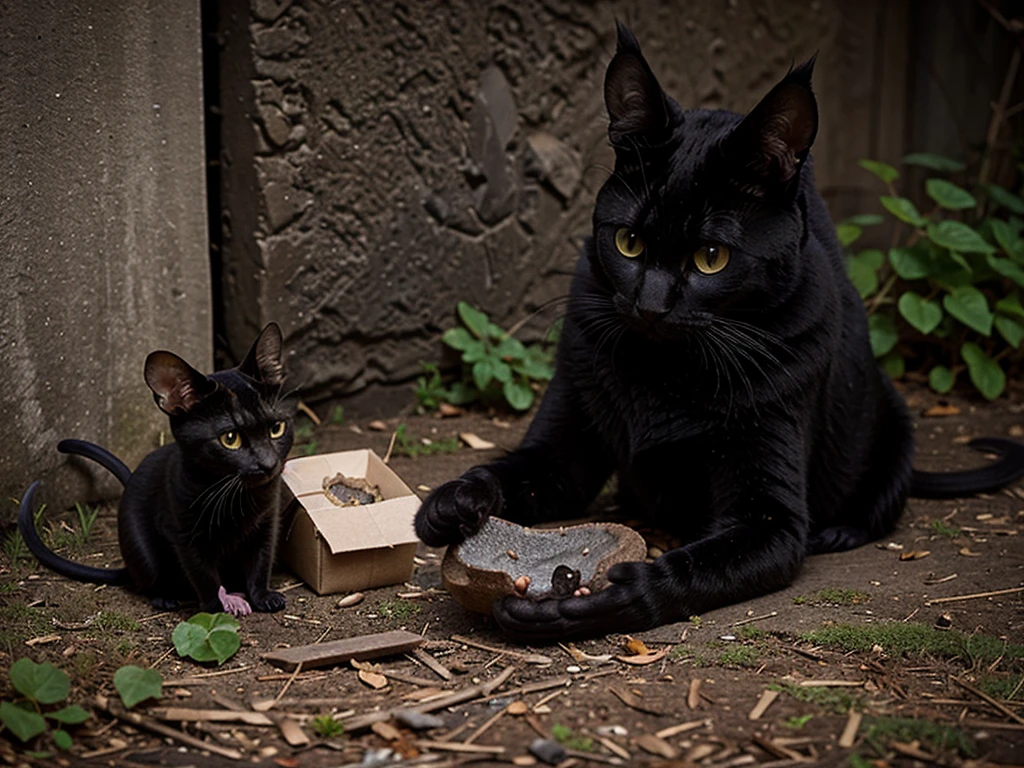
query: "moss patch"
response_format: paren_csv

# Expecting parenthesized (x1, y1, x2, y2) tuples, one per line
(864, 716, 974, 757)
(801, 622, 1023, 663)
(772, 682, 860, 714)
(792, 588, 870, 606)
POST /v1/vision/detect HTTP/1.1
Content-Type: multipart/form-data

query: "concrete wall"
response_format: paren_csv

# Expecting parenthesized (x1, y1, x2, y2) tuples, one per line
(0, 1, 212, 507)
(216, 0, 919, 411)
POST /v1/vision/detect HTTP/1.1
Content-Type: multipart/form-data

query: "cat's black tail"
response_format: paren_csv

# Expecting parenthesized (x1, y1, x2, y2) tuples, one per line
(58, 439, 132, 486)
(911, 438, 1024, 499)
(18, 454, 132, 585)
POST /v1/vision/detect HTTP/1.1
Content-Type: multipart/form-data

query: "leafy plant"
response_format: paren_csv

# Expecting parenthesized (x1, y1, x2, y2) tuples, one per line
(171, 612, 241, 665)
(392, 423, 459, 458)
(374, 599, 421, 622)
(929, 519, 960, 538)
(839, 153, 1024, 399)
(328, 405, 345, 425)
(783, 714, 814, 729)
(310, 713, 345, 738)
(550, 723, 594, 751)
(112, 665, 162, 709)
(424, 302, 556, 412)
(0, 658, 89, 752)
(73, 502, 100, 543)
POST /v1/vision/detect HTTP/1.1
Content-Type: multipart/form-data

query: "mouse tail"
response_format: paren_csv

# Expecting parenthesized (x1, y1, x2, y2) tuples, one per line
(18, 481, 130, 585)
(911, 438, 1024, 499)
(58, 439, 132, 487)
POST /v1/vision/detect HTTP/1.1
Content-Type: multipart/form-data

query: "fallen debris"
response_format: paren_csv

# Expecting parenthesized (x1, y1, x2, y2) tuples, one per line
(459, 432, 496, 450)
(263, 630, 424, 671)
(747, 689, 779, 720)
(838, 711, 863, 748)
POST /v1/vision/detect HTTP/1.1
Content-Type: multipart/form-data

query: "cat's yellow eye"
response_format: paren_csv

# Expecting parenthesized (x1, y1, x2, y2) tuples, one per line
(269, 421, 286, 439)
(693, 244, 730, 275)
(219, 431, 242, 450)
(614, 228, 645, 258)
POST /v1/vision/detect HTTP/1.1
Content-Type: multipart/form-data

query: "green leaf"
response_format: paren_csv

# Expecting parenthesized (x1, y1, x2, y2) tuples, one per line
(902, 153, 966, 172)
(491, 360, 513, 384)
(880, 196, 926, 227)
(961, 342, 1005, 400)
(460, 339, 487, 363)
(925, 178, 976, 210)
(206, 630, 242, 665)
(441, 327, 475, 351)
(858, 249, 885, 269)
(897, 292, 943, 334)
(984, 184, 1024, 215)
(172, 622, 208, 658)
(185, 613, 215, 631)
(929, 365, 955, 394)
(47, 705, 90, 725)
(836, 223, 862, 247)
(846, 255, 879, 299)
(513, 355, 554, 381)
(868, 314, 898, 357)
(996, 292, 1024, 320)
(943, 286, 993, 335)
(444, 381, 478, 405)
(859, 159, 899, 184)
(996, 316, 1024, 349)
(457, 302, 490, 339)
(52, 729, 72, 751)
(926, 221, 996, 255)
(990, 219, 1024, 260)
(888, 246, 931, 279)
(0, 701, 47, 742)
(987, 255, 1024, 288)
(10, 658, 70, 705)
(881, 351, 905, 379)
(207, 613, 240, 632)
(472, 359, 495, 391)
(502, 380, 534, 411)
(113, 666, 163, 710)
(493, 337, 526, 361)
(845, 214, 885, 227)
(485, 322, 506, 341)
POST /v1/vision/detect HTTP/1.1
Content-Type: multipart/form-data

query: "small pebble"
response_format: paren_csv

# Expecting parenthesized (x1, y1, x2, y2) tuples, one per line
(337, 592, 365, 608)
(596, 725, 628, 736)
(507, 701, 529, 715)
(394, 711, 445, 730)
(529, 738, 567, 765)
(507, 548, 519, 560)
(566, 665, 581, 673)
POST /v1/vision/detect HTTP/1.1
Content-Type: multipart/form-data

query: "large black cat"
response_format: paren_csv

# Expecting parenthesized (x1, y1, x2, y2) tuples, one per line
(19, 324, 295, 617)
(416, 25, 1024, 641)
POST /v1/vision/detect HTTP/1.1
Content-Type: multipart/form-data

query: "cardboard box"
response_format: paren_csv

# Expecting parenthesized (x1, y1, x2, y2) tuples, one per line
(280, 450, 420, 594)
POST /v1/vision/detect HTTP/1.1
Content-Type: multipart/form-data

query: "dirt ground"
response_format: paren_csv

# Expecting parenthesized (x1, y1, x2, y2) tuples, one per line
(1, 383, 1022, 768)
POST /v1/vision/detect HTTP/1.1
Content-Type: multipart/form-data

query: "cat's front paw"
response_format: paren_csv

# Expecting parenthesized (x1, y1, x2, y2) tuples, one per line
(415, 466, 502, 546)
(250, 590, 286, 613)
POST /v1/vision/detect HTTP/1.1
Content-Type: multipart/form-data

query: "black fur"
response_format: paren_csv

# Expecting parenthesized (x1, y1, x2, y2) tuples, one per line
(415, 25, 1024, 641)
(19, 324, 295, 616)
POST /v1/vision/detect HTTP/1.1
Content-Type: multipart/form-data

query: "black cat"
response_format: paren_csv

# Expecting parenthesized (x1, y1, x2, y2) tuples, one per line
(416, 24, 1024, 641)
(19, 324, 295, 616)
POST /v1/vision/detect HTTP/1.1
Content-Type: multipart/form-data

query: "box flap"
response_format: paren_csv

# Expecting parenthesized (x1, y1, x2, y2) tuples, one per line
(282, 451, 372, 497)
(306, 496, 420, 554)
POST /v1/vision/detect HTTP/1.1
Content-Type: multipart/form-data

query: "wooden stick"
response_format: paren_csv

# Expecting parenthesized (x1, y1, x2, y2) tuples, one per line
(94, 696, 243, 761)
(383, 429, 399, 464)
(157, 708, 274, 725)
(342, 666, 515, 732)
(410, 648, 453, 681)
(952, 676, 1024, 725)
(477, 675, 571, 704)
(798, 680, 866, 688)
(297, 400, 321, 425)
(450, 634, 552, 664)
(655, 719, 711, 739)
(839, 711, 862, 748)
(731, 611, 778, 628)
(687, 678, 702, 709)
(596, 735, 631, 761)
(925, 586, 1024, 606)
(531, 688, 566, 711)
(275, 661, 303, 702)
(148, 647, 174, 670)
(416, 741, 504, 755)
(748, 689, 779, 720)
(751, 734, 803, 761)
(381, 669, 442, 687)
(160, 665, 252, 685)
(463, 706, 507, 744)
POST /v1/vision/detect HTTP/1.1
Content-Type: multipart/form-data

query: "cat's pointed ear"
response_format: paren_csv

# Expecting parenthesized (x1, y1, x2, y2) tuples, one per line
(239, 323, 285, 387)
(144, 352, 215, 415)
(604, 22, 670, 146)
(727, 56, 818, 185)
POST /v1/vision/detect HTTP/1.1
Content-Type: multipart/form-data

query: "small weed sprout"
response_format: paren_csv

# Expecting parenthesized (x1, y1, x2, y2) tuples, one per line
(311, 713, 345, 738)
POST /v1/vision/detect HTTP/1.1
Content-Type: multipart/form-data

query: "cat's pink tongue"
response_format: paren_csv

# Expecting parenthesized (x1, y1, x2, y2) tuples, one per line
(217, 586, 252, 616)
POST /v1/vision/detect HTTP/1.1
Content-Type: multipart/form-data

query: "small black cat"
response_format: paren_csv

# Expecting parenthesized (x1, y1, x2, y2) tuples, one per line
(19, 323, 295, 616)
(416, 25, 1024, 641)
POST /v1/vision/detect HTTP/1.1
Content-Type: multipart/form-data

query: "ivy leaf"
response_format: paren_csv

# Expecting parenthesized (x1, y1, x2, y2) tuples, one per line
(502, 380, 534, 411)
(460, 339, 487, 363)
(888, 246, 931, 279)
(441, 327, 475, 351)
(881, 351, 905, 379)
(0, 701, 47, 742)
(472, 359, 495, 391)
(961, 342, 1005, 400)
(172, 622, 208, 658)
(859, 159, 899, 184)
(996, 292, 1024, 320)
(47, 705, 90, 724)
(52, 729, 73, 751)
(493, 337, 527, 361)
(858, 249, 885, 269)
(491, 360, 513, 384)
(457, 302, 490, 339)
(926, 221, 996, 255)
(987, 255, 1024, 289)
(897, 292, 943, 335)
(942, 286, 993, 335)
(846, 255, 879, 299)
(845, 214, 885, 227)
(902, 153, 965, 172)
(996, 316, 1024, 349)
(113, 666, 163, 710)
(172, 613, 241, 666)
(10, 658, 70, 705)
(925, 179, 976, 210)
(928, 365, 955, 394)
(868, 314, 899, 357)
(444, 381, 479, 405)
(984, 184, 1024, 215)
(880, 196, 926, 227)
(206, 630, 242, 665)
(990, 219, 1024, 261)
(836, 223, 862, 247)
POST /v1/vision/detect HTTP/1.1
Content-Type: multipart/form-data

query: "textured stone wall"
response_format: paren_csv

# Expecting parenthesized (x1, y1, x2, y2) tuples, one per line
(0, 1, 211, 505)
(217, 1, 907, 408)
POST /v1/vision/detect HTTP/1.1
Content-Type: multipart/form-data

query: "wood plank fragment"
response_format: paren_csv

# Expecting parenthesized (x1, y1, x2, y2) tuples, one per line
(687, 678, 702, 709)
(262, 630, 423, 671)
(838, 711, 862, 748)
(655, 719, 711, 739)
(751, 734, 803, 761)
(610, 687, 665, 716)
(158, 708, 274, 725)
(748, 689, 779, 720)
(634, 733, 678, 759)
(411, 648, 453, 681)
(451, 634, 553, 665)
(417, 740, 504, 755)
(275, 716, 309, 747)
(798, 680, 866, 688)
(596, 735, 631, 761)
(94, 697, 243, 760)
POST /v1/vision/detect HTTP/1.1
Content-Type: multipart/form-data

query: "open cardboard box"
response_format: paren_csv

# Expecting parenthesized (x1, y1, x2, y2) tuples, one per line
(279, 450, 420, 594)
